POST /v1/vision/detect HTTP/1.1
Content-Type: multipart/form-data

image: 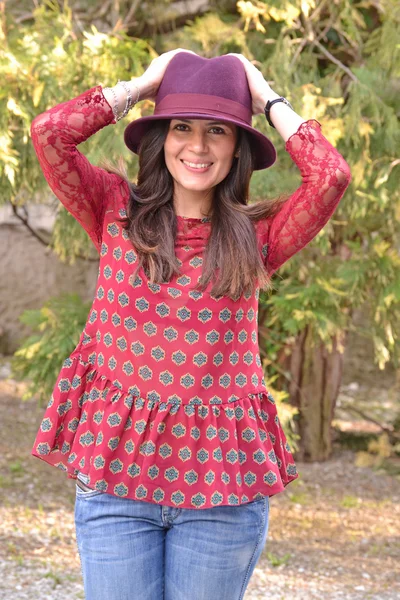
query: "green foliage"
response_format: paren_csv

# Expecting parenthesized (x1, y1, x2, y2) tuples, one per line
(355, 432, 400, 469)
(165, 0, 400, 371)
(266, 551, 292, 567)
(340, 494, 360, 508)
(264, 373, 300, 452)
(52, 207, 98, 264)
(11, 294, 91, 405)
(172, 13, 251, 56)
(3, 1, 400, 413)
(1, 0, 151, 261)
(236, 0, 400, 373)
(9, 460, 25, 475)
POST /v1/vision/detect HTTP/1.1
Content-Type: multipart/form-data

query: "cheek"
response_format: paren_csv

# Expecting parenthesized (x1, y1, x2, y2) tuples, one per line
(164, 131, 175, 149)
(164, 137, 172, 155)
(220, 140, 237, 160)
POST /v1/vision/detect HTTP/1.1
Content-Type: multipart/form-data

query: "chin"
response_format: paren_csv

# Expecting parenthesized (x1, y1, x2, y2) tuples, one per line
(178, 179, 215, 191)
(182, 180, 212, 188)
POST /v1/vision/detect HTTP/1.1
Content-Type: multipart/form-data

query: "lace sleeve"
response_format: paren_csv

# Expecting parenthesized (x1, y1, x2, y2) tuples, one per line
(30, 85, 124, 252)
(259, 120, 351, 276)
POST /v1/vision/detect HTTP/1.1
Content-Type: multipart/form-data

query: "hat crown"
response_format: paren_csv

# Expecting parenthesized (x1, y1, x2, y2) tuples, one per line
(123, 52, 277, 170)
(155, 54, 252, 114)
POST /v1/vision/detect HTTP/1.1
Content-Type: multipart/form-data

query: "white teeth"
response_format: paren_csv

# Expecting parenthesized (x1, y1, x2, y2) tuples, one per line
(182, 161, 212, 169)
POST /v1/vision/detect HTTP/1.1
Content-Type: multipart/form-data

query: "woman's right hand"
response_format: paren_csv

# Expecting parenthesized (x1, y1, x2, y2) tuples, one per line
(136, 48, 198, 102)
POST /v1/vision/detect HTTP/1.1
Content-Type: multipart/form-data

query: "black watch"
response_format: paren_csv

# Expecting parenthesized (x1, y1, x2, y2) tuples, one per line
(264, 97, 293, 128)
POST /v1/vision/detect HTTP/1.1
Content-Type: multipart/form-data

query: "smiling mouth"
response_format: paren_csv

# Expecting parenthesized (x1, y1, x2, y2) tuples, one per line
(180, 160, 214, 171)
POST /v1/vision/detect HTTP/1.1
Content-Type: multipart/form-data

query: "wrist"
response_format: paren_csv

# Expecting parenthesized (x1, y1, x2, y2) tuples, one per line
(255, 89, 281, 113)
(130, 77, 155, 102)
(128, 78, 143, 101)
(264, 97, 295, 130)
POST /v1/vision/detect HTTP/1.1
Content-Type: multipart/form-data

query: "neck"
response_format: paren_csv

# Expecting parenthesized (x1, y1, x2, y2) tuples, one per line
(173, 187, 214, 219)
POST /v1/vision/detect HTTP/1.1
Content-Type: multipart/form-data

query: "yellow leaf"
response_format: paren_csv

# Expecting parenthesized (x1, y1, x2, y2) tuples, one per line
(268, 3, 301, 27)
(351, 159, 366, 187)
(319, 118, 345, 146)
(32, 82, 45, 108)
(237, 1, 267, 32)
(385, 322, 395, 346)
(359, 121, 374, 138)
(373, 336, 390, 369)
(383, 293, 395, 308)
(301, 0, 316, 18)
(299, 84, 347, 138)
(373, 239, 390, 257)
(82, 25, 109, 54)
(368, 433, 392, 458)
(355, 451, 378, 468)
(7, 97, 25, 117)
(24, 342, 42, 360)
(315, 278, 347, 296)
(293, 309, 314, 321)
(4, 164, 16, 187)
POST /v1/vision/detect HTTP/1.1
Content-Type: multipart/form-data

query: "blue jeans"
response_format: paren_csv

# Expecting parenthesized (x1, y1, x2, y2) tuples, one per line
(74, 478, 270, 600)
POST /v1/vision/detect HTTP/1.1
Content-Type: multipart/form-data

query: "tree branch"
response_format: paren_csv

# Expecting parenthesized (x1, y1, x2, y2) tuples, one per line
(11, 203, 50, 246)
(122, 0, 141, 28)
(10, 202, 98, 263)
(340, 403, 399, 444)
(310, 36, 359, 82)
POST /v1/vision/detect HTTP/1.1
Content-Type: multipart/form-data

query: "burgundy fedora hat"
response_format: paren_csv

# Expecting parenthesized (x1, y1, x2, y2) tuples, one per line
(123, 52, 276, 170)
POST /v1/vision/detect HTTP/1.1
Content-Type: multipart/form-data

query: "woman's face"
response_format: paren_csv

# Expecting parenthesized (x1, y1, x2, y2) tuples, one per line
(164, 118, 238, 200)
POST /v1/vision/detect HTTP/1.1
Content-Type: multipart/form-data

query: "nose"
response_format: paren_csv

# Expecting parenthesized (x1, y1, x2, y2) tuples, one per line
(187, 130, 209, 154)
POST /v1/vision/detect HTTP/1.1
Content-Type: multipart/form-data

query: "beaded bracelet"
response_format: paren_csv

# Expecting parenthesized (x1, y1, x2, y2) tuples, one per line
(103, 85, 120, 121)
(117, 80, 140, 118)
(103, 80, 141, 121)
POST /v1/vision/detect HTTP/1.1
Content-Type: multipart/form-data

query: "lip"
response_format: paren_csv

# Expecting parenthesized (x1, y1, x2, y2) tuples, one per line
(180, 159, 213, 173)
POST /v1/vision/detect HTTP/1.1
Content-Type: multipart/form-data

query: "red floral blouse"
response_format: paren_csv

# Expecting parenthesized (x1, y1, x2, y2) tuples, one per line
(30, 86, 351, 509)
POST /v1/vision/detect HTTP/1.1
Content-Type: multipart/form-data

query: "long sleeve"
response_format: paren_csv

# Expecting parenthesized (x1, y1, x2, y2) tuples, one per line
(30, 85, 125, 252)
(259, 119, 351, 276)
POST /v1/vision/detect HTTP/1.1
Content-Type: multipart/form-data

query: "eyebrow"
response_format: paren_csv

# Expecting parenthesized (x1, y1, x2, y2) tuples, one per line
(173, 118, 230, 126)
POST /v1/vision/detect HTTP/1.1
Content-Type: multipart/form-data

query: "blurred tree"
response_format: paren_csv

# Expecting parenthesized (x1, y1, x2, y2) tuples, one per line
(2, 0, 399, 461)
(230, 0, 400, 460)
(1, 0, 154, 262)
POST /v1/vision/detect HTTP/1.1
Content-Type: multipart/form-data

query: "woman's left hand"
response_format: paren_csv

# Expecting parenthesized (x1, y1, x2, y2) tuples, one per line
(225, 53, 280, 115)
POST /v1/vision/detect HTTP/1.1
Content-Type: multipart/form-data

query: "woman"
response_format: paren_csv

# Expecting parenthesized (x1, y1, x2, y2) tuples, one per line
(30, 49, 351, 600)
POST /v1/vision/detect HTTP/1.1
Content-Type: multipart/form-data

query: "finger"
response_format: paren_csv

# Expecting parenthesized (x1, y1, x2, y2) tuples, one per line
(227, 53, 245, 62)
(174, 48, 197, 55)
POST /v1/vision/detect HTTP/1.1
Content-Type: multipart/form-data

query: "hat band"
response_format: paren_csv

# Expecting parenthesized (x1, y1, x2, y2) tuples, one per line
(154, 93, 252, 124)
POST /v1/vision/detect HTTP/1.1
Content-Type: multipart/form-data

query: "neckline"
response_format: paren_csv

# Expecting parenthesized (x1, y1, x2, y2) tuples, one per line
(176, 215, 211, 223)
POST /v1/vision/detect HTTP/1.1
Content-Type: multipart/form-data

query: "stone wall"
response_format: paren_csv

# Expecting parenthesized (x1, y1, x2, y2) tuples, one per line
(0, 203, 98, 355)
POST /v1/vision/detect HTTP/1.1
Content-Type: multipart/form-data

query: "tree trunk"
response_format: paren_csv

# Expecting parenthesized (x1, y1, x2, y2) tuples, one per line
(276, 326, 346, 462)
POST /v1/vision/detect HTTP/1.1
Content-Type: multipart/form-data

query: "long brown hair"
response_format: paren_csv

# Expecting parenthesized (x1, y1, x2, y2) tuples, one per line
(100, 119, 286, 300)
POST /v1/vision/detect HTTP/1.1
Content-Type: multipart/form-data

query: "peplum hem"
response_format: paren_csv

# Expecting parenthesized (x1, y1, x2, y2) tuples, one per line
(31, 351, 298, 509)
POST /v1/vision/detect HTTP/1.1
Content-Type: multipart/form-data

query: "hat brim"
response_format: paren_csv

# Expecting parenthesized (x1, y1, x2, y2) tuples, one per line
(124, 113, 276, 170)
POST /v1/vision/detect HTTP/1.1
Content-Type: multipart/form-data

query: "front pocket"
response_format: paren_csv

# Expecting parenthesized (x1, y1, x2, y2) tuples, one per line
(248, 495, 266, 504)
(75, 479, 103, 497)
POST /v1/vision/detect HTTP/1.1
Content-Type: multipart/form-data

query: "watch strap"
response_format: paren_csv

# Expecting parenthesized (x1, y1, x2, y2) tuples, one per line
(264, 97, 293, 128)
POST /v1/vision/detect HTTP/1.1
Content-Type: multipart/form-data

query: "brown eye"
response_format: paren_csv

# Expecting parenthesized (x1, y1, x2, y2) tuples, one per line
(209, 127, 225, 134)
(173, 124, 225, 134)
(174, 124, 189, 131)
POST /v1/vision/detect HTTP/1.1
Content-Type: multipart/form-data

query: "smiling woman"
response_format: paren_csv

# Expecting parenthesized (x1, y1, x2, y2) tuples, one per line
(30, 49, 350, 600)
(109, 109, 281, 298)
(164, 118, 239, 218)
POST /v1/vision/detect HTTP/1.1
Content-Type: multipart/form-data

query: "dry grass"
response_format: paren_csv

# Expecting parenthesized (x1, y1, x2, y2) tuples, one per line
(1, 368, 399, 599)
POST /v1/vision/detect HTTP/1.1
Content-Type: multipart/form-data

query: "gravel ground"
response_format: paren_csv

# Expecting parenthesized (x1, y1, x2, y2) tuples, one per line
(1, 362, 399, 600)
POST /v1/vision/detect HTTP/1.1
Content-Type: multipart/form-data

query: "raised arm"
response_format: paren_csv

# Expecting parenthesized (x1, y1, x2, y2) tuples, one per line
(263, 119, 351, 275)
(30, 86, 123, 252)
(225, 54, 352, 276)
(30, 50, 194, 252)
